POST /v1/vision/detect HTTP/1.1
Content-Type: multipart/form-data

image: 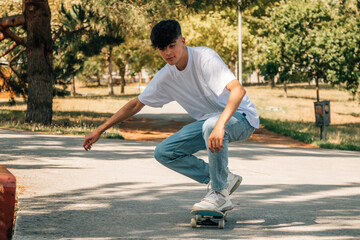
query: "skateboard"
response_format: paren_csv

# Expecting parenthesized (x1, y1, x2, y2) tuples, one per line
(190, 209, 230, 229)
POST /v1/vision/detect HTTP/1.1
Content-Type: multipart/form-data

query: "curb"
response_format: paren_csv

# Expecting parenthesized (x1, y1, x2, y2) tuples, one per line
(0, 166, 16, 240)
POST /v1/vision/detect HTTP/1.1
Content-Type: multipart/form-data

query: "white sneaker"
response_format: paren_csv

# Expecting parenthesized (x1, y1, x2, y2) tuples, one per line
(192, 189, 233, 211)
(227, 172, 242, 195)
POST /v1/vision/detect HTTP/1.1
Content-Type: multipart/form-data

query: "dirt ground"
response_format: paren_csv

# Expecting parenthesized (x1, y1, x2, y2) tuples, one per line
(119, 117, 319, 148)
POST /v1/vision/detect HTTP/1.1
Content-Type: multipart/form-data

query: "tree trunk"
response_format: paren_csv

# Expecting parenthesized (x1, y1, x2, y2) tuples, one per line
(96, 75, 101, 86)
(269, 78, 275, 88)
(283, 80, 287, 98)
(229, 52, 236, 76)
(138, 71, 142, 93)
(25, 0, 53, 125)
(315, 76, 320, 102)
(256, 69, 260, 83)
(274, 73, 279, 84)
(70, 75, 75, 97)
(119, 64, 126, 94)
(107, 46, 114, 95)
(229, 61, 235, 76)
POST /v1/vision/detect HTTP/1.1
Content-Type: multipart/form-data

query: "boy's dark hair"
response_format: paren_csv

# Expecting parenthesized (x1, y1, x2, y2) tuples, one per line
(150, 20, 182, 50)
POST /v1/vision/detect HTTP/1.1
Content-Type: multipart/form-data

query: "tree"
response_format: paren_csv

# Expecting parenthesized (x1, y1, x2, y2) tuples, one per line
(257, 0, 360, 100)
(54, 2, 125, 96)
(25, 1, 54, 124)
(182, 10, 239, 75)
(1, 1, 54, 124)
(113, 40, 150, 94)
(323, 0, 360, 97)
(78, 55, 107, 87)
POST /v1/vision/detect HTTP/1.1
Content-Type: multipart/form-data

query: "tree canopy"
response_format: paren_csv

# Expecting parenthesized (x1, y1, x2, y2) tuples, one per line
(1, 0, 359, 103)
(256, 0, 360, 98)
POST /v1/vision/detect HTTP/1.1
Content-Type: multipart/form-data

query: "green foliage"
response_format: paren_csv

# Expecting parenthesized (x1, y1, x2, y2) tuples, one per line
(257, 0, 360, 97)
(3, 0, 359, 101)
(182, 10, 238, 74)
(0, 1, 22, 15)
(1, 0, 273, 99)
(110, 0, 263, 78)
(315, 141, 360, 151)
(322, 1, 360, 96)
(77, 55, 107, 85)
(54, 1, 126, 85)
(240, 0, 282, 81)
(259, 61, 280, 83)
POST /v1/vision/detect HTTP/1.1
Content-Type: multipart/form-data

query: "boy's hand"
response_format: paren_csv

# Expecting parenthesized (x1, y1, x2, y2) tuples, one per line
(83, 129, 102, 151)
(208, 125, 225, 153)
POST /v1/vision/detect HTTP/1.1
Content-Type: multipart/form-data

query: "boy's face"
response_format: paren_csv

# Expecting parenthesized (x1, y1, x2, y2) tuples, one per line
(158, 37, 186, 66)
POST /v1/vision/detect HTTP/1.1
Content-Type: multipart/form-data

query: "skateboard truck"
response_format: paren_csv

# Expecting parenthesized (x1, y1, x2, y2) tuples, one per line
(190, 209, 229, 229)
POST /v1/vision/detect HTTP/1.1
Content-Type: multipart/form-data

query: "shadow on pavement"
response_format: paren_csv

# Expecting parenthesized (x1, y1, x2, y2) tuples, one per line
(1, 128, 359, 239)
(2, 129, 359, 171)
(14, 182, 360, 239)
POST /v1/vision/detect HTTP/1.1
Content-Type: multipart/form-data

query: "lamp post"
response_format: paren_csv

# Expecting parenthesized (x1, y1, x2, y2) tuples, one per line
(238, 1, 242, 84)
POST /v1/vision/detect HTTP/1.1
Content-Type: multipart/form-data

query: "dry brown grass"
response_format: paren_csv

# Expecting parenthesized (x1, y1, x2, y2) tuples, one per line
(246, 84, 360, 125)
(2, 82, 359, 126)
(1, 82, 359, 149)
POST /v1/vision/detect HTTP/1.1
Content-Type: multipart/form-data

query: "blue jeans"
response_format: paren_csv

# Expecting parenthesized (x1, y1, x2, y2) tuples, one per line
(154, 112, 255, 191)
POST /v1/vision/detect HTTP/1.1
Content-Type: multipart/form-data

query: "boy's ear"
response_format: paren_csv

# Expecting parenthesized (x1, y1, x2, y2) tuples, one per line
(181, 37, 186, 45)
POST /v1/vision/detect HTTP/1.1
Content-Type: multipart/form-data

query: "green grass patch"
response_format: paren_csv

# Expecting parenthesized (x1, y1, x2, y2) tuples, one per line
(68, 93, 140, 99)
(260, 117, 360, 151)
(314, 141, 360, 151)
(0, 109, 124, 140)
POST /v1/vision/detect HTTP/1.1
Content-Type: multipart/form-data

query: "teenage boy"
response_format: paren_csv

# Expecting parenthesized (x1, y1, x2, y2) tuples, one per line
(83, 20, 259, 211)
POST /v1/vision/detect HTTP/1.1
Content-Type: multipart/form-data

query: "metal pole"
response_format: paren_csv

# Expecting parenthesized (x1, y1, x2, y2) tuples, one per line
(320, 126, 323, 140)
(238, 1, 242, 84)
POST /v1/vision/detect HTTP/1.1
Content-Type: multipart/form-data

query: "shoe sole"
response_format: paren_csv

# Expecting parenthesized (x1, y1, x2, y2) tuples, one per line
(221, 205, 234, 211)
(229, 176, 242, 195)
(192, 205, 234, 212)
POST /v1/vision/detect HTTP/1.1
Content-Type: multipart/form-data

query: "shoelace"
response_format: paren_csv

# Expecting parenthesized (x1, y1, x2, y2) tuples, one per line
(203, 182, 213, 198)
(203, 190, 219, 202)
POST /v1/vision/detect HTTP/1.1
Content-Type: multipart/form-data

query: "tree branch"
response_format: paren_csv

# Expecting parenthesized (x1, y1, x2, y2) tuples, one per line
(0, 32, 5, 41)
(63, 26, 88, 35)
(0, 27, 26, 46)
(0, 14, 26, 28)
(0, 42, 18, 58)
(9, 48, 26, 64)
(52, 26, 64, 41)
(52, 26, 89, 41)
(9, 63, 22, 82)
(9, 48, 26, 81)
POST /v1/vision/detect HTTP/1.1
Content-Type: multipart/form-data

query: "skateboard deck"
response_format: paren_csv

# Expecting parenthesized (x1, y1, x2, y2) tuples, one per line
(190, 209, 230, 229)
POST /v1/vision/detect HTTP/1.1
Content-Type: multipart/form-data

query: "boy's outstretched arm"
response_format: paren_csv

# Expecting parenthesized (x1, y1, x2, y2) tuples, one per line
(208, 79, 246, 153)
(83, 97, 145, 151)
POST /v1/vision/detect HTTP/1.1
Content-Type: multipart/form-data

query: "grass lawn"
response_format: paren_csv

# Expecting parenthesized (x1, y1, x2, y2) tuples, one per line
(246, 83, 360, 151)
(0, 82, 359, 151)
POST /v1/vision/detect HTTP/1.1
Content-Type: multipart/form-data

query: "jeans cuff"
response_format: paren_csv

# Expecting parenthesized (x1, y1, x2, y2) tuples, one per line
(201, 176, 210, 184)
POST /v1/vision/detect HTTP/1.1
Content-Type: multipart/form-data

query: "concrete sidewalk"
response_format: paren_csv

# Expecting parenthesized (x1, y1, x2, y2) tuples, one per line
(1, 128, 360, 239)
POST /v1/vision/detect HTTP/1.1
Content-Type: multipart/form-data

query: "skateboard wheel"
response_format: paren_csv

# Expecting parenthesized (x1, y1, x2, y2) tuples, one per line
(224, 214, 228, 222)
(195, 215, 202, 222)
(191, 218, 197, 228)
(218, 220, 225, 229)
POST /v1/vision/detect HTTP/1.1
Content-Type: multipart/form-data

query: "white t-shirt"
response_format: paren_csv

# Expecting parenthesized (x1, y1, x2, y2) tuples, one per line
(138, 46, 260, 128)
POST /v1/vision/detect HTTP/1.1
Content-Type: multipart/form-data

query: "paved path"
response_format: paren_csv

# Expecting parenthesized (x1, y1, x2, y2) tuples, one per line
(1, 126, 360, 239)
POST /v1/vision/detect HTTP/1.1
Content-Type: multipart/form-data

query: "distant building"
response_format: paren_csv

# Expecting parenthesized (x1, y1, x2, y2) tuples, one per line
(246, 70, 265, 84)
